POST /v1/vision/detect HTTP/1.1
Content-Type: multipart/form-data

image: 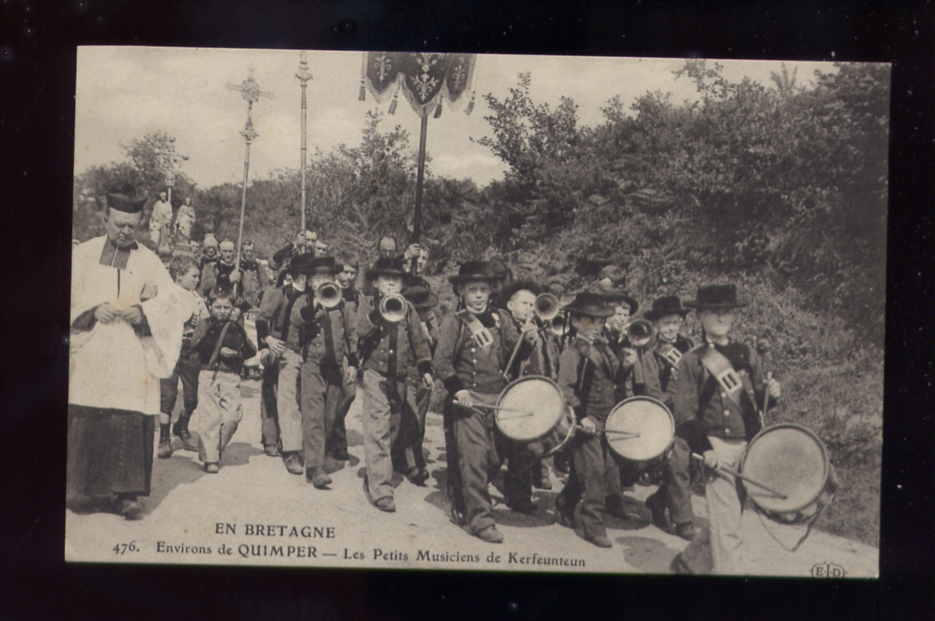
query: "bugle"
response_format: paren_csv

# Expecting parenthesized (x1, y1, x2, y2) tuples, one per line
(379, 293, 408, 323)
(316, 282, 342, 309)
(625, 318, 654, 347)
(533, 292, 561, 323)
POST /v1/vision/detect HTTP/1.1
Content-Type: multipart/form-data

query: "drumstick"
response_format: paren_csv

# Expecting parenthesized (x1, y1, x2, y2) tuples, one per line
(690, 453, 788, 500)
(603, 430, 641, 438)
(468, 403, 531, 414)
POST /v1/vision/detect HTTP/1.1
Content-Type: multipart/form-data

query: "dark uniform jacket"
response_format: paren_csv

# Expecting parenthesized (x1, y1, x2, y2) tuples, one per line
(255, 285, 308, 353)
(506, 313, 560, 380)
(433, 308, 524, 396)
(356, 294, 433, 379)
(652, 334, 694, 408)
(671, 340, 776, 452)
(190, 317, 257, 375)
(557, 335, 623, 423)
(239, 258, 269, 309)
(298, 294, 358, 373)
(604, 328, 664, 401)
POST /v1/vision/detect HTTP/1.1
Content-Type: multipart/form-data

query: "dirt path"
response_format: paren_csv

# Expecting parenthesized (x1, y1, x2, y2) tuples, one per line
(66, 381, 877, 577)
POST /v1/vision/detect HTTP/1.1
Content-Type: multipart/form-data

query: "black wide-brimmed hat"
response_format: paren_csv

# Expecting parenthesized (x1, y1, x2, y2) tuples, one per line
(592, 277, 639, 314)
(448, 261, 497, 286)
(403, 278, 438, 310)
(289, 254, 319, 275)
(304, 256, 342, 275)
(645, 295, 691, 321)
(564, 292, 615, 318)
(685, 284, 747, 311)
(500, 279, 541, 303)
(104, 192, 147, 214)
(366, 256, 408, 280)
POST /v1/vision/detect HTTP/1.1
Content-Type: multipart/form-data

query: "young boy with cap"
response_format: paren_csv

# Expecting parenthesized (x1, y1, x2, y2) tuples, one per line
(189, 289, 257, 473)
(669, 284, 781, 574)
(554, 292, 637, 548)
(326, 257, 362, 462)
(296, 257, 358, 489)
(255, 254, 318, 475)
(390, 276, 440, 485)
(356, 257, 434, 512)
(642, 295, 697, 541)
(433, 262, 536, 543)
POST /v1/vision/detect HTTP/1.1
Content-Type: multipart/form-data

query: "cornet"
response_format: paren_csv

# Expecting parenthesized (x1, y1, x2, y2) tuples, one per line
(316, 282, 342, 309)
(379, 293, 408, 323)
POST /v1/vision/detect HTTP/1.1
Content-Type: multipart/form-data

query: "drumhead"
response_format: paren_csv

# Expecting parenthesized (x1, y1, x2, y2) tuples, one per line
(741, 423, 830, 513)
(605, 397, 674, 461)
(495, 375, 565, 442)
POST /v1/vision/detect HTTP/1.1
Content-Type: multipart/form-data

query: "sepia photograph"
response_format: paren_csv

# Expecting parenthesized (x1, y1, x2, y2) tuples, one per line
(67, 46, 886, 577)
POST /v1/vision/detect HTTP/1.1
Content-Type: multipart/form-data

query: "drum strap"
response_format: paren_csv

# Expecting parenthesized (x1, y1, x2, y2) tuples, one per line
(699, 345, 759, 413)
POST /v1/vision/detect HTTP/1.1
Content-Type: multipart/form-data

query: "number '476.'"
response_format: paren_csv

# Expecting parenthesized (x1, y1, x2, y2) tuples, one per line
(113, 541, 139, 555)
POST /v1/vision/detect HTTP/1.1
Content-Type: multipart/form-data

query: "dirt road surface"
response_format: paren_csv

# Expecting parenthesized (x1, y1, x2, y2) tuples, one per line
(66, 381, 877, 577)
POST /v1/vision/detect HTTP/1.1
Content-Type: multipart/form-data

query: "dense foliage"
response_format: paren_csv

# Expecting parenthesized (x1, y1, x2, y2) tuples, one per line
(72, 61, 886, 544)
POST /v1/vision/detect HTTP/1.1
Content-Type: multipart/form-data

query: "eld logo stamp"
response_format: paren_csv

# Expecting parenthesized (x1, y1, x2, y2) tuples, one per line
(810, 562, 846, 578)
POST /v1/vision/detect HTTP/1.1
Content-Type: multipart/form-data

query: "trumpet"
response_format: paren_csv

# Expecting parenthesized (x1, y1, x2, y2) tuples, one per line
(316, 282, 342, 309)
(379, 293, 408, 323)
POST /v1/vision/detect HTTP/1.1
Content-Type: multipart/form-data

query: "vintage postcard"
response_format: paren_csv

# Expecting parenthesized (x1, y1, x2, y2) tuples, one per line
(67, 46, 884, 577)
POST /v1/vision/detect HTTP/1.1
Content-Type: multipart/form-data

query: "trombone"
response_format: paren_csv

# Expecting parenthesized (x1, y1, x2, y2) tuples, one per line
(502, 293, 561, 379)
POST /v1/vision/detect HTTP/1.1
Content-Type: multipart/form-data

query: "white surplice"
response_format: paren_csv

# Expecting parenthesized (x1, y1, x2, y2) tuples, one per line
(69, 235, 189, 415)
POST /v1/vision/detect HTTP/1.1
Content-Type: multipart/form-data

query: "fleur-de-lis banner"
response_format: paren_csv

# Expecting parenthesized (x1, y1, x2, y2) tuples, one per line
(360, 51, 477, 118)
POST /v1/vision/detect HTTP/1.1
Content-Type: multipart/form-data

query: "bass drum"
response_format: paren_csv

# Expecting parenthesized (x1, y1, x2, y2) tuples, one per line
(741, 423, 836, 524)
(494, 375, 575, 457)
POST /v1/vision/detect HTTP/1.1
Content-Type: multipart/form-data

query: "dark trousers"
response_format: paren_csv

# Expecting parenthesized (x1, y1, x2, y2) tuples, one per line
(300, 362, 343, 470)
(556, 433, 620, 539)
(159, 351, 200, 416)
(446, 398, 518, 534)
(260, 364, 280, 448)
(327, 382, 356, 457)
(67, 405, 155, 500)
(503, 442, 536, 505)
(392, 382, 429, 474)
(658, 437, 695, 525)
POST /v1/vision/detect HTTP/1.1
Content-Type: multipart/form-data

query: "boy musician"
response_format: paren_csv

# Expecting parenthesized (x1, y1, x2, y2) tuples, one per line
(670, 284, 781, 574)
(189, 290, 256, 473)
(556, 292, 647, 548)
(433, 262, 537, 543)
(643, 295, 697, 541)
(255, 254, 317, 475)
(356, 257, 435, 513)
(501, 279, 560, 505)
(391, 276, 440, 486)
(297, 257, 358, 489)
(326, 258, 361, 462)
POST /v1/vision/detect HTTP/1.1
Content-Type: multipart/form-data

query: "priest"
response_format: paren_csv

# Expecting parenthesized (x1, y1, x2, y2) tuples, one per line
(68, 191, 188, 519)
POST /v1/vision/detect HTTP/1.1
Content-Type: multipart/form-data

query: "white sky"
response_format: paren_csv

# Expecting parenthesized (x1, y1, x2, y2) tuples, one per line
(75, 47, 838, 189)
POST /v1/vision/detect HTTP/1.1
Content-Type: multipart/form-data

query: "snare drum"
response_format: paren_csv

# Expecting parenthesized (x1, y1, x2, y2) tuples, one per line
(741, 423, 835, 524)
(494, 375, 576, 457)
(604, 396, 675, 463)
